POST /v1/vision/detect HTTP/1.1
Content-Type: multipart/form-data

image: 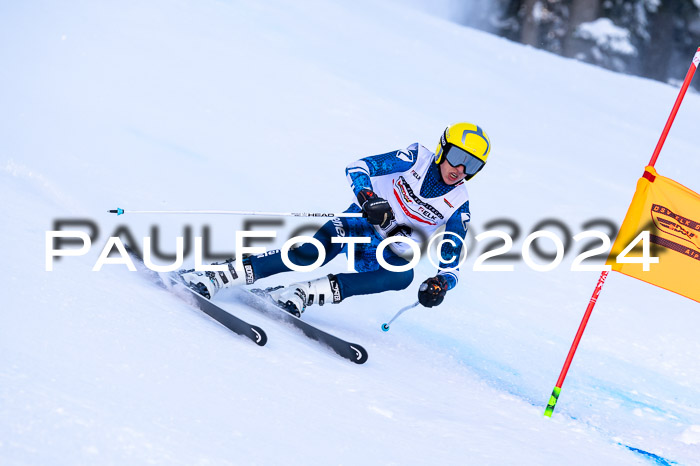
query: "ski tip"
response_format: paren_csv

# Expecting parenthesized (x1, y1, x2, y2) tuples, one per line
(381, 323, 389, 332)
(251, 326, 268, 346)
(349, 344, 368, 364)
(108, 208, 125, 215)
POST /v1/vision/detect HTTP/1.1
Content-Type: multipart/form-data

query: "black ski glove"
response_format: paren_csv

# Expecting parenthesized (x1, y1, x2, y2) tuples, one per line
(418, 275, 449, 308)
(357, 189, 394, 228)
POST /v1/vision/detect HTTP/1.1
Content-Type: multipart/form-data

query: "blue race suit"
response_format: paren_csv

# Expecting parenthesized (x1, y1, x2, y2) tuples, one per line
(247, 143, 470, 299)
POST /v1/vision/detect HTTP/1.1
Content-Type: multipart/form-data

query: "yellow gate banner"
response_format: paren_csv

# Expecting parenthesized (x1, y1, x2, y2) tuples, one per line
(606, 166, 700, 303)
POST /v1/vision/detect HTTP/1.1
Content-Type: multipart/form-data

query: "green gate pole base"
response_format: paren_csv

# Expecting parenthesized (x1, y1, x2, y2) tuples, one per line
(544, 386, 561, 418)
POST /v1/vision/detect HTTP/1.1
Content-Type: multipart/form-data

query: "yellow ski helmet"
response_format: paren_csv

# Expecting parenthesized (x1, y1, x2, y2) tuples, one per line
(435, 122, 491, 180)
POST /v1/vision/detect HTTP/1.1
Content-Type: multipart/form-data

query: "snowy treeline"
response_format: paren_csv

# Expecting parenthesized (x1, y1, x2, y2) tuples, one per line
(405, 0, 700, 88)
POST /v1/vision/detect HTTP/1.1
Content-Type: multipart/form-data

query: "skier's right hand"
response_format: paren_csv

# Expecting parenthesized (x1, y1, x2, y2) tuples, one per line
(357, 189, 394, 228)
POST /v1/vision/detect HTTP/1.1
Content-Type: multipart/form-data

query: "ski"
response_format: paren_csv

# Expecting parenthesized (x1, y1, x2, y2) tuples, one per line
(165, 276, 267, 346)
(126, 246, 267, 346)
(235, 288, 368, 364)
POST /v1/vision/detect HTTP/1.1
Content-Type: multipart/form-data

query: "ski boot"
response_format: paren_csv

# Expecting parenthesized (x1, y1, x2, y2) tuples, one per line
(179, 258, 255, 299)
(267, 274, 343, 316)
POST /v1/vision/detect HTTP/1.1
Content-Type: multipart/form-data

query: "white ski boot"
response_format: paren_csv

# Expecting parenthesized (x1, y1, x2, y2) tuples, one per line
(179, 259, 254, 299)
(268, 274, 343, 316)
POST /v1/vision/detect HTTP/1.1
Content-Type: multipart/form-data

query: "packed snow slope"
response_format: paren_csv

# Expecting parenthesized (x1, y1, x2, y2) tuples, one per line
(2, 0, 700, 464)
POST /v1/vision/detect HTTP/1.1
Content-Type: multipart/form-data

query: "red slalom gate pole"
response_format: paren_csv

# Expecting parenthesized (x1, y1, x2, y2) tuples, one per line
(544, 46, 700, 418)
(544, 271, 608, 417)
(648, 46, 700, 167)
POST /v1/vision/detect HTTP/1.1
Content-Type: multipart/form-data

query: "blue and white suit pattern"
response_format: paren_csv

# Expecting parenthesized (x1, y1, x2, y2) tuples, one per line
(247, 143, 471, 299)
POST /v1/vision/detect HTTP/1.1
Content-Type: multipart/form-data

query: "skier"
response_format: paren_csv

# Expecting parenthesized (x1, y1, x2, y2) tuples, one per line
(180, 122, 491, 316)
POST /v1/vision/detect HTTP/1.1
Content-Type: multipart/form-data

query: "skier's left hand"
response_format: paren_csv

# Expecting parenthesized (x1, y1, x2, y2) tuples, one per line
(418, 275, 449, 307)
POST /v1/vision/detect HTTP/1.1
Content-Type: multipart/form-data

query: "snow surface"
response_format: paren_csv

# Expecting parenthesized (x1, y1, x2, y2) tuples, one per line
(2, 0, 700, 464)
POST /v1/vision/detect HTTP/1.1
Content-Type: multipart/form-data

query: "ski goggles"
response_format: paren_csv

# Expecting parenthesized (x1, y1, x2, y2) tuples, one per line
(443, 144, 485, 176)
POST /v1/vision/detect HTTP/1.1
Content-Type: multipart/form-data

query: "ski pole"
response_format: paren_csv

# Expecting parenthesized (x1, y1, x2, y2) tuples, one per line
(381, 301, 420, 332)
(108, 208, 363, 218)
